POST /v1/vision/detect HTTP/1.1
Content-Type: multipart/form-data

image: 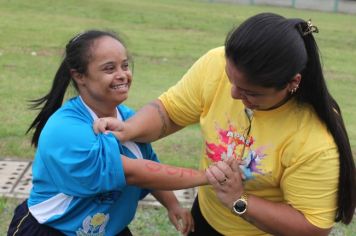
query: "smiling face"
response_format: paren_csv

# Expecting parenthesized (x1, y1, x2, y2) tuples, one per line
(73, 36, 132, 116)
(225, 59, 299, 110)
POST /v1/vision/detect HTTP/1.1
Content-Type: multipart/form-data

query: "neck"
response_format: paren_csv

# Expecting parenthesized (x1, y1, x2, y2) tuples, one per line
(262, 94, 293, 111)
(91, 106, 117, 118)
(80, 96, 117, 118)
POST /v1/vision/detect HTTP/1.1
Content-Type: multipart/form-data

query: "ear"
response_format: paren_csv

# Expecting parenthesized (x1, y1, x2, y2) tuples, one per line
(70, 69, 85, 86)
(287, 73, 302, 93)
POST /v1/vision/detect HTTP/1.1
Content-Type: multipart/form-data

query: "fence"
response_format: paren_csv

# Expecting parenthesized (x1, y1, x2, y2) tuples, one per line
(209, 0, 356, 14)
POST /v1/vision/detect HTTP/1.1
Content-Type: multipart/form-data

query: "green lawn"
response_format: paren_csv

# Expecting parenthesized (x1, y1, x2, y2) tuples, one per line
(0, 0, 355, 235)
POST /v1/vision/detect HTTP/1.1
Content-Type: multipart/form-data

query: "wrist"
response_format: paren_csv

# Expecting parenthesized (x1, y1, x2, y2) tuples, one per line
(231, 192, 248, 216)
(166, 200, 181, 212)
(119, 122, 133, 142)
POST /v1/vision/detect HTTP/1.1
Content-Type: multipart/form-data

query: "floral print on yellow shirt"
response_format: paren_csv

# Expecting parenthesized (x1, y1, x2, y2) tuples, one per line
(206, 119, 267, 180)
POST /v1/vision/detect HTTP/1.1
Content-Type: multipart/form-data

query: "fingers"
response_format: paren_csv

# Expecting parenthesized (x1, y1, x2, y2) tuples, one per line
(169, 210, 194, 235)
(180, 212, 188, 234)
(230, 159, 241, 172)
(205, 168, 221, 186)
(170, 214, 180, 231)
(106, 117, 124, 131)
(212, 161, 234, 180)
(219, 178, 227, 185)
(93, 118, 108, 134)
(223, 158, 241, 172)
(206, 159, 246, 188)
(224, 157, 234, 166)
(239, 165, 246, 180)
(181, 211, 194, 235)
(93, 117, 124, 134)
(206, 168, 229, 188)
(223, 159, 244, 180)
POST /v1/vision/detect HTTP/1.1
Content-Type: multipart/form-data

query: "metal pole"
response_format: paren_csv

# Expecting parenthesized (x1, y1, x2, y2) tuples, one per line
(291, 0, 296, 8)
(333, 0, 339, 13)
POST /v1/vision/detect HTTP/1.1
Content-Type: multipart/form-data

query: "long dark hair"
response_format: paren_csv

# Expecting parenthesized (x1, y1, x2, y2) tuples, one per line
(27, 30, 125, 147)
(225, 13, 355, 224)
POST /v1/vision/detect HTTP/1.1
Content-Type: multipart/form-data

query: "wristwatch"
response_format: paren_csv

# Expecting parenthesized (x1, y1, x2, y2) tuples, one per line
(231, 193, 248, 216)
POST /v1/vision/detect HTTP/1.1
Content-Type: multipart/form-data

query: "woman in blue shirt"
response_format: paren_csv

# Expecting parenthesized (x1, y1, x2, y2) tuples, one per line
(8, 30, 208, 236)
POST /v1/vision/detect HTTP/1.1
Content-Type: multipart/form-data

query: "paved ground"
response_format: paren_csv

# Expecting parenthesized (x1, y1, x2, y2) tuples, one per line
(214, 0, 356, 14)
(0, 158, 196, 207)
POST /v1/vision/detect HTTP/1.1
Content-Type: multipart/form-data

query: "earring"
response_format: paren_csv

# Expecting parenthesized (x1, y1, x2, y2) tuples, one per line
(290, 84, 299, 95)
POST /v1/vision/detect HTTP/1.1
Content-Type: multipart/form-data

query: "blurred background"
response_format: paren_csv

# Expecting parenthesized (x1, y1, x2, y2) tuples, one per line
(0, 0, 355, 235)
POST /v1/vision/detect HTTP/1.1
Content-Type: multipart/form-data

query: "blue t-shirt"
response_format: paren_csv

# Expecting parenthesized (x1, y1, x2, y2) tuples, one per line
(28, 97, 158, 236)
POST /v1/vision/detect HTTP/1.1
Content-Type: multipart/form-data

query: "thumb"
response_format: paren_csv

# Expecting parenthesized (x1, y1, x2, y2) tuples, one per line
(230, 159, 240, 172)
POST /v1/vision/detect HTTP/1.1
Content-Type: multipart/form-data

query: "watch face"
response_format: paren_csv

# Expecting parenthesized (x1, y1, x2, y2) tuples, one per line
(235, 200, 246, 212)
(233, 199, 247, 215)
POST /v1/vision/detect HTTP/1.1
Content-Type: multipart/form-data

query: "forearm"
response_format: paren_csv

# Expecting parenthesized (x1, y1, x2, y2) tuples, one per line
(123, 157, 208, 190)
(116, 99, 182, 142)
(206, 160, 331, 235)
(242, 195, 331, 236)
(151, 190, 180, 210)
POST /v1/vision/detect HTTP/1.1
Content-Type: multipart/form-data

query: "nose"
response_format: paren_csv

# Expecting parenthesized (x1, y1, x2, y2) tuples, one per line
(231, 86, 246, 100)
(115, 68, 127, 81)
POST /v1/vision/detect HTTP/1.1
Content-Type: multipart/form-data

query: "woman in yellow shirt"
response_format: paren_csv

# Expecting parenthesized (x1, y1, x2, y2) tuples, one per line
(94, 13, 355, 235)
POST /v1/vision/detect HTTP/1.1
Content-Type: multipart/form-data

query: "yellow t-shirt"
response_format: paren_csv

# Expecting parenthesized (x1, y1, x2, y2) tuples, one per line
(159, 47, 339, 235)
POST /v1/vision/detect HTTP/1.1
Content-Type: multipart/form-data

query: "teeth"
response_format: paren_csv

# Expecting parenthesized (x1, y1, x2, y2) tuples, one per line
(112, 84, 127, 89)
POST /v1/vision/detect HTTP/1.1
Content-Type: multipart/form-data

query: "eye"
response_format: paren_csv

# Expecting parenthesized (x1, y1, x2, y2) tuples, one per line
(104, 65, 115, 73)
(245, 93, 261, 97)
(121, 62, 129, 71)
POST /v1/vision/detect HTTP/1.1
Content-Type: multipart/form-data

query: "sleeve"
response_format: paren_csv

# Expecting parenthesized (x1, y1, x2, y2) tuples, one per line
(280, 128, 339, 228)
(38, 113, 126, 197)
(159, 47, 225, 126)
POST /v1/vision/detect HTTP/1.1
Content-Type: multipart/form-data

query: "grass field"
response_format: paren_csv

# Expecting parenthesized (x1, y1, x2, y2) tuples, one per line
(0, 0, 355, 235)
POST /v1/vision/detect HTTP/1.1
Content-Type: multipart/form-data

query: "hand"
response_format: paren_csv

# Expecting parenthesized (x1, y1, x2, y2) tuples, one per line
(93, 117, 124, 134)
(205, 159, 244, 209)
(167, 205, 194, 235)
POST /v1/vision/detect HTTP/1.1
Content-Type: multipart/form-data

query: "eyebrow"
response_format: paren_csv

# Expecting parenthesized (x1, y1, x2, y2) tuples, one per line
(225, 63, 264, 95)
(236, 86, 263, 95)
(99, 58, 128, 67)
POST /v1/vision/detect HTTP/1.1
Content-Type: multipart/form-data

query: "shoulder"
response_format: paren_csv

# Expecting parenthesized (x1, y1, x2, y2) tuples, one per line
(45, 98, 92, 131)
(198, 46, 225, 67)
(39, 98, 96, 147)
(184, 46, 226, 88)
(205, 46, 225, 57)
(296, 103, 334, 142)
(117, 104, 136, 120)
(285, 102, 337, 160)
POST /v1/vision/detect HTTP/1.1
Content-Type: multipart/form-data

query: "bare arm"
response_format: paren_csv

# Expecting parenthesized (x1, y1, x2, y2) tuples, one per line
(242, 196, 331, 236)
(115, 99, 182, 142)
(122, 155, 207, 190)
(206, 161, 331, 236)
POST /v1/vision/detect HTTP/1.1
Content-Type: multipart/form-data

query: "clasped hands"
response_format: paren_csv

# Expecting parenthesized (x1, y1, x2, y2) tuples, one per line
(206, 158, 245, 210)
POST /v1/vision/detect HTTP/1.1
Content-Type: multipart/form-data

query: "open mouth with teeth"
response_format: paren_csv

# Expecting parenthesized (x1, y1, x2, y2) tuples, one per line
(110, 83, 129, 92)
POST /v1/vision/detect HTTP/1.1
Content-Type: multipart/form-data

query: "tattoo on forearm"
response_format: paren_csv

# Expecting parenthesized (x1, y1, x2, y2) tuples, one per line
(148, 102, 168, 139)
(145, 162, 201, 177)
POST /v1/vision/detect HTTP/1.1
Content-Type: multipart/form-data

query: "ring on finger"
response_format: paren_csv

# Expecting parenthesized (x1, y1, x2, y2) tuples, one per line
(219, 178, 227, 185)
